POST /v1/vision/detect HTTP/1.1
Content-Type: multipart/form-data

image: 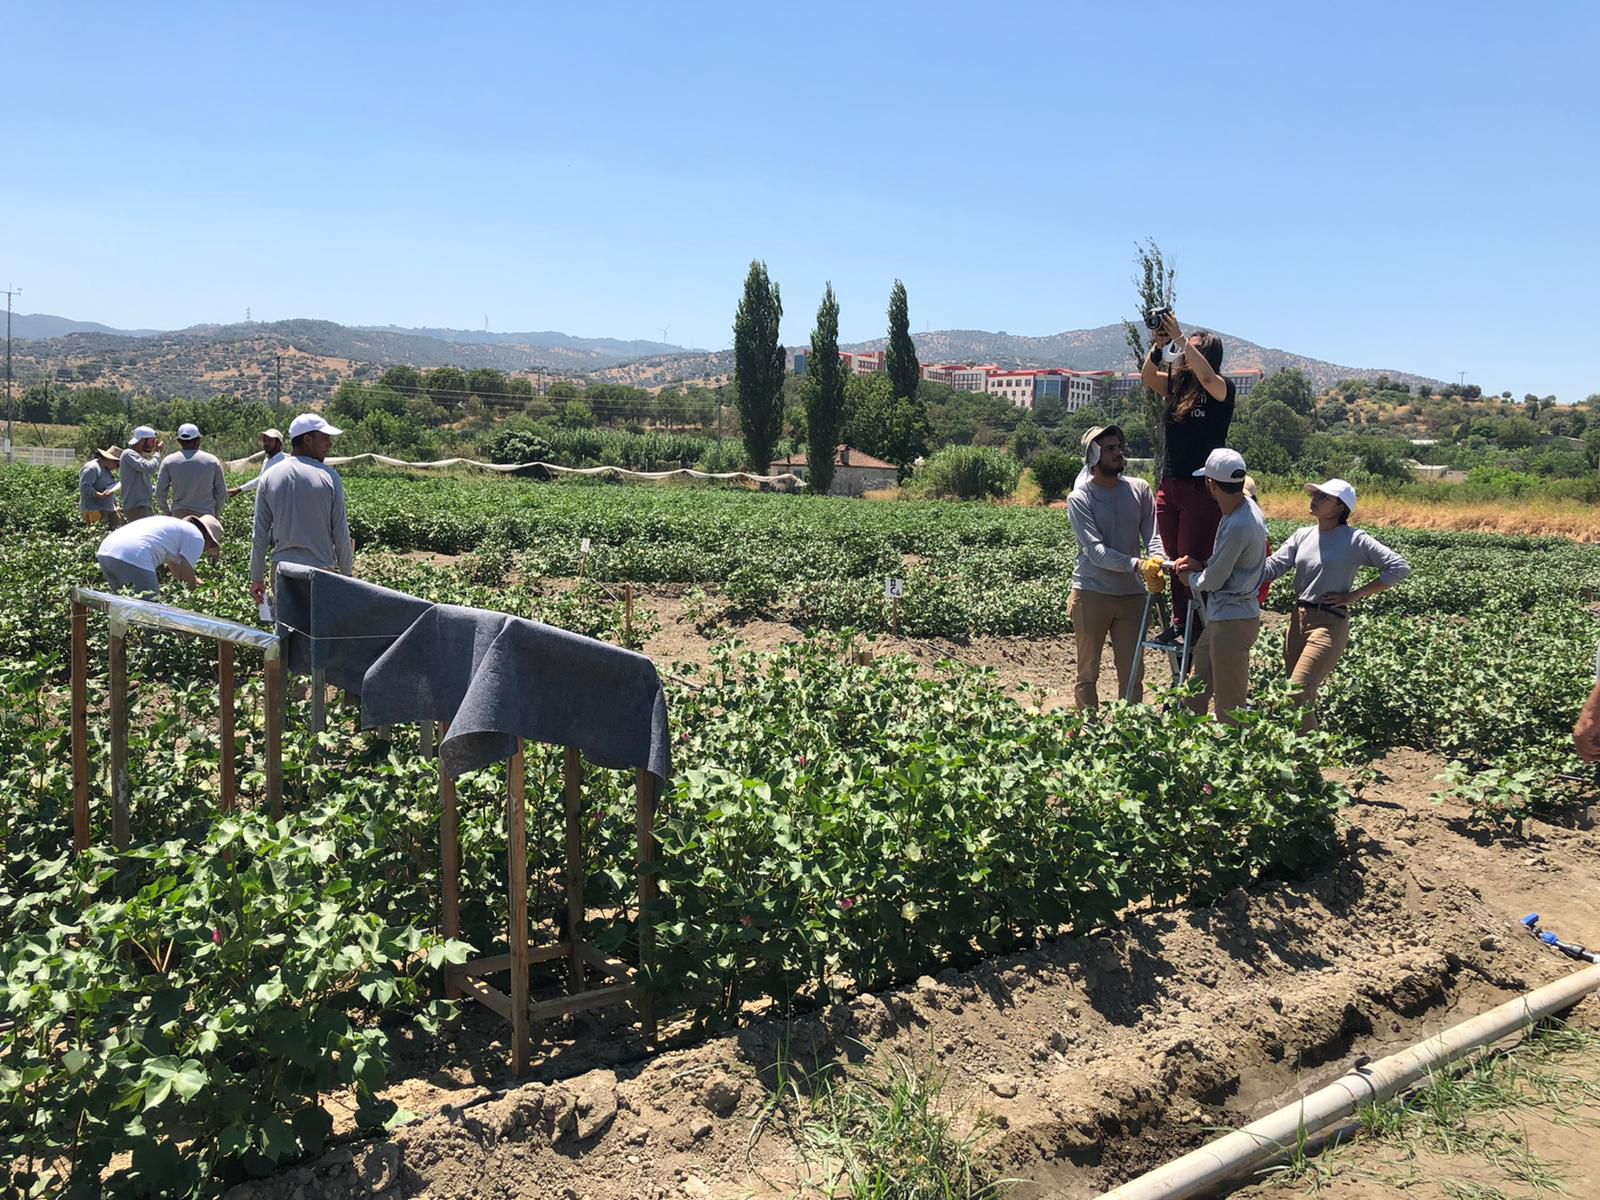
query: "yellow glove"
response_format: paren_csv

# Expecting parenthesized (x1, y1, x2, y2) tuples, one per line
(1141, 556, 1167, 594)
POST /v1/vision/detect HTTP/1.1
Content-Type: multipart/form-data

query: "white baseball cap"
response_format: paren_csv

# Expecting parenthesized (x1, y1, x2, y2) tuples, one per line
(177, 423, 202, 441)
(260, 427, 284, 441)
(1306, 477, 1357, 515)
(1193, 447, 1248, 483)
(129, 425, 158, 444)
(288, 413, 344, 440)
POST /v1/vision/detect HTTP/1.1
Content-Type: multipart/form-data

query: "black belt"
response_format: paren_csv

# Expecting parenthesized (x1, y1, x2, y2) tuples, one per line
(1296, 601, 1348, 619)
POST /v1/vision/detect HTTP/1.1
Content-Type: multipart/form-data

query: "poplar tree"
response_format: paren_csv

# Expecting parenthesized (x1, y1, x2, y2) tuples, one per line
(732, 260, 786, 471)
(805, 282, 846, 495)
(884, 279, 920, 401)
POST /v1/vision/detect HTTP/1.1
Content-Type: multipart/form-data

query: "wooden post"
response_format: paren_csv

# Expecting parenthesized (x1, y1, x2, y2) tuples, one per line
(218, 642, 236, 815)
(564, 746, 585, 996)
(636, 767, 657, 1042)
(109, 629, 130, 851)
(439, 723, 462, 998)
(264, 656, 284, 820)
(623, 583, 634, 646)
(71, 602, 91, 853)
(310, 667, 326, 735)
(507, 743, 531, 1075)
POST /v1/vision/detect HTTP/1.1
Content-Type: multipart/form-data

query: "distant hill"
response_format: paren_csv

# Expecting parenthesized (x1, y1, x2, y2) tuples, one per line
(8, 312, 1441, 400)
(356, 325, 679, 358)
(837, 324, 1440, 394)
(9, 313, 166, 340)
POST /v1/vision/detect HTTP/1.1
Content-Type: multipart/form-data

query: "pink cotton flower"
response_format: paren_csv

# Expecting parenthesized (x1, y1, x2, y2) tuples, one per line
(839, 897, 856, 911)
(212, 929, 223, 945)
(1203, 784, 1215, 796)
(797, 755, 809, 767)
(740, 915, 754, 927)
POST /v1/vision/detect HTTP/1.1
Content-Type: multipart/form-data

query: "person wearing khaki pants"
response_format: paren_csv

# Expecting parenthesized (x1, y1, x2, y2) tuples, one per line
(1065, 424, 1162, 708)
(1173, 448, 1267, 725)
(1069, 588, 1149, 708)
(1262, 478, 1410, 729)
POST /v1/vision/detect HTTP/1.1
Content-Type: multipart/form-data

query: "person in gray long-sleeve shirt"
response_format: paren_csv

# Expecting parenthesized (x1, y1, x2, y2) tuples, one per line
(1173, 448, 1266, 724)
(250, 414, 354, 606)
(79, 448, 122, 527)
(1066, 424, 1164, 707)
(156, 425, 228, 519)
(120, 426, 163, 520)
(1261, 477, 1410, 728)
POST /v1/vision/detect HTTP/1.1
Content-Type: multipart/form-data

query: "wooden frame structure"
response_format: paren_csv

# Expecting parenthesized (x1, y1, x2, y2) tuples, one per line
(69, 587, 285, 851)
(435, 734, 658, 1074)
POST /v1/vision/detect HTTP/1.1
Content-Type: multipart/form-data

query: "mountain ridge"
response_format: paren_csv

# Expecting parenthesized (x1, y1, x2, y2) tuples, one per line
(8, 312, 1441, 397)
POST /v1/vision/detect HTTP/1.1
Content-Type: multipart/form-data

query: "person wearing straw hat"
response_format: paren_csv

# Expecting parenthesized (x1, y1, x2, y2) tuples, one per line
(119, 426, 163, 521)
(1066, 424, 1163, 707)
(79, 446, 124, 528)
(95, 514, 223, 599)
(1171, 448, 1267, 725)
(1260, 478, 1410, 730)
(155, 423, 228, 520)
(249, 413, 354, 607)
(230, 427, 287, 497)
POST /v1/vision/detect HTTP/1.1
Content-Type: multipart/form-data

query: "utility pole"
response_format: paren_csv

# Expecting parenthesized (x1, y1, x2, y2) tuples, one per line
(274, 354, 283, 418)
(3, 285, 19, 463)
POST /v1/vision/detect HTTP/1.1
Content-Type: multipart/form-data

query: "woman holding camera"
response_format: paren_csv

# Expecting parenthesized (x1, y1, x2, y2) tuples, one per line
(1140, 312, 1235, 642)
(1261, 478, 1410, 729)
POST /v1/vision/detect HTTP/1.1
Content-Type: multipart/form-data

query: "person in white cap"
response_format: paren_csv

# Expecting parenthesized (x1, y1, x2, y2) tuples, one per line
(1066, 424, 1163, 707)
(231, 428, 287, 497)
(95, 514, 223, 599)
(155, 423, 228, 519)
(79, 446, 124, 528)
(1171, 447, 1267, 724)
(1261, 478, 1410, 729)
(120, 426, 164, 521)
(250, 413, 354, 607)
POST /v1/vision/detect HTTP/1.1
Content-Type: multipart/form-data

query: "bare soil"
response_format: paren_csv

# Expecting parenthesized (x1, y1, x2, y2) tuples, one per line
(225, 607, 1600, 1200)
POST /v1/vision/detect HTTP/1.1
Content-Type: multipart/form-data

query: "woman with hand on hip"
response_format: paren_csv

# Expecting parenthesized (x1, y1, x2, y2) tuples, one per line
(1139, 312, 1235, 645)
(1261, 478, 1410, 729)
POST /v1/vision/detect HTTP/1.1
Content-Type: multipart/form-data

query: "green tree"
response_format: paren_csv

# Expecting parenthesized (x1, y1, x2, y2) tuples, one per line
(844, 373, 929, 473)
(805, 283, 846, 495)
(1253, 368, 1316, 418)
(732, 260, 786, 471)
(1244, 397, 1310, 461)
(465, 367, 508, 401)
(423, 365, 468, 406)
(1029, 447, 1078, 501)
(380, 364, 422, 394)
(885, 279, 920, 401)
(1121, 239, 1175, 470)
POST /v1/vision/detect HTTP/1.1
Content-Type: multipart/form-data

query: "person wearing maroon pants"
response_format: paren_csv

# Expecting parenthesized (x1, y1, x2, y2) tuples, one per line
(1140, 313, 1236, 643)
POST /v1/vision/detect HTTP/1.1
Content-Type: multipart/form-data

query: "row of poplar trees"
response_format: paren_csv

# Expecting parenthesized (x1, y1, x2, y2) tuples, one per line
(732, 261, 919, 495)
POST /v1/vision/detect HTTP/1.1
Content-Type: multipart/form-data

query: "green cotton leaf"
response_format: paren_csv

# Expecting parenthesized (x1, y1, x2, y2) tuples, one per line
(62, 1048, 90, 1076)
(258, 1115, 301, 1163)
(254, 979, 285, 1006)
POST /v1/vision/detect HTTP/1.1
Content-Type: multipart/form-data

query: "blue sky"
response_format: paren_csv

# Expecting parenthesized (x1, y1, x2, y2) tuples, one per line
(4, 2, 1595, 400)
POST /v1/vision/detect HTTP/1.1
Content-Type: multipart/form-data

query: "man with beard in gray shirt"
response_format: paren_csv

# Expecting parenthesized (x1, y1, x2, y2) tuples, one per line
(1066, 424, 1163, 707)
